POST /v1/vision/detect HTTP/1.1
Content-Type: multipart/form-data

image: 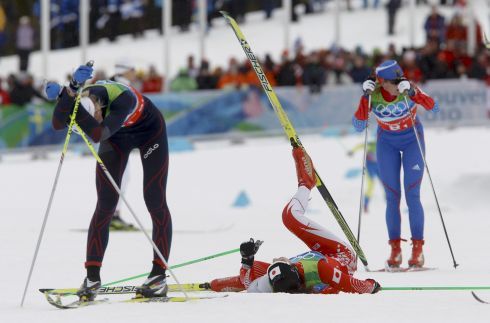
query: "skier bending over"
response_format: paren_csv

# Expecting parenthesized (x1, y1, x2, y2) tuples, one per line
(207, 146, 381, 294)
(46, 64, 172, 301)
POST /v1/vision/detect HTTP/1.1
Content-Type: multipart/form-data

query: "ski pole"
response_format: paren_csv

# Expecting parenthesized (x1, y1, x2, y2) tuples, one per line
(356, 94, 371, 246)
(404, 95, 458, 269)
(103, 248, 240, 286)
(383, 286, 490, 291)
(74, 122, 190, 300)
(20, 61, 94, 307)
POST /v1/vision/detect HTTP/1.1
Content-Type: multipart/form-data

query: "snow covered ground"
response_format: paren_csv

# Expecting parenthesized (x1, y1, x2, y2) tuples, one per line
(1, 0, 490, 321)
(0, 0, 489, 82)
(1, 127, 490, 322)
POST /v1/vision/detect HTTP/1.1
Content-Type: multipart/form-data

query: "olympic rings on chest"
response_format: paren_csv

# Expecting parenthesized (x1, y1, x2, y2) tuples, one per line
(374, 101, 409, 118)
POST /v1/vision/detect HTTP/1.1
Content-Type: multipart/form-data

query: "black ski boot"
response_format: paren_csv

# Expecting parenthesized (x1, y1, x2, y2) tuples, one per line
(135, 275, 168, 298)
(77, 277, 101, 302)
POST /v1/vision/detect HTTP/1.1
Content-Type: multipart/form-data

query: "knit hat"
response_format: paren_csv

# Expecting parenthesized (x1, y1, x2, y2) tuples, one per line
(375, 60, 403, 81)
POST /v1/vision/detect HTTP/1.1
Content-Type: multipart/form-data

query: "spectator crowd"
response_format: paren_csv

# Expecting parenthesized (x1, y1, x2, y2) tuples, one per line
(0, 1, 489, 107)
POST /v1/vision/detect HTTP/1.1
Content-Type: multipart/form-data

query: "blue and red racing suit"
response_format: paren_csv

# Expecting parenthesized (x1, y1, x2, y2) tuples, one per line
(352, 84, 438, 240)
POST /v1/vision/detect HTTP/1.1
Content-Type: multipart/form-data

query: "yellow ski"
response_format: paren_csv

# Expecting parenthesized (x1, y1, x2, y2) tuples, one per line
(220, 11, 369, 267)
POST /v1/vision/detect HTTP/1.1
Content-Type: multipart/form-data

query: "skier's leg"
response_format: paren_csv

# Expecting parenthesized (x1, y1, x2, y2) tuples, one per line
(403, 126, 426, 267)
(283, 146, 356, 272)
(377, 132, 403, 267)
(80, 139, 129, 301)
(282, 188, 356, 273)
(403, 126, 425, 241)
(376, 135, 402, 240)
(86, 140, 129, 269)
(139, 111, 172, 274)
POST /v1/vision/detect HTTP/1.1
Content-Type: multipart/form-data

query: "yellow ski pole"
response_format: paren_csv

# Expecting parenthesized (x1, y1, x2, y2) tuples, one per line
(21, 61, 94, 307)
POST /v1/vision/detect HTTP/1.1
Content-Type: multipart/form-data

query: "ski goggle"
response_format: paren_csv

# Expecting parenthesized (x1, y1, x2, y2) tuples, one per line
(377, 77, 400, 85)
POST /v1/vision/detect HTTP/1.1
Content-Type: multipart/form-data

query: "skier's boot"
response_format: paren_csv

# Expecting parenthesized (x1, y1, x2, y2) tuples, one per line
(110, 211, 136, 231)
(408, 239, 425, 268)
(77, 277, 101, 302)
(386, 239, 402, 269)
(135, 262, 168, 298)
(292, 146, 316, 189)
(135, 275, 168, 298)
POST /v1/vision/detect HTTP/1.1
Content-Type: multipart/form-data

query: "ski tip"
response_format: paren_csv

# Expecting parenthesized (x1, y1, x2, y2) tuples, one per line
(39, 288, 53, 294)
(219, 11, 230, 18)
(471, 291, 489, 304)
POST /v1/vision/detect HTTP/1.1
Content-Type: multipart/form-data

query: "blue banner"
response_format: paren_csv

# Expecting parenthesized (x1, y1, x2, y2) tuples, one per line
(1, 79, 488, 150)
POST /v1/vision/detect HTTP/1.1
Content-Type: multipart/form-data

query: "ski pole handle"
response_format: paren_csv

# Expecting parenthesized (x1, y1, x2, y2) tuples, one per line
(70, 60, 95, 91)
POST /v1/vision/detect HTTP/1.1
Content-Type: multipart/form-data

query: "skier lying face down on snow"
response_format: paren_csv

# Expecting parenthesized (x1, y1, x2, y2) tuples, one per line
(208, 147, 381, 294)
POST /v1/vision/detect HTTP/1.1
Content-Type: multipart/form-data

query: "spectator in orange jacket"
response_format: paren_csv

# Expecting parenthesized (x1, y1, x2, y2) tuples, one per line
(142, 65, 163, 93)
(217, 58, 246, 90)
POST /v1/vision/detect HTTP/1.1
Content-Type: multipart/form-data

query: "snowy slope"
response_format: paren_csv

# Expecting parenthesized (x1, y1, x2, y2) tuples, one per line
(0, 1, 489, 82)
(1, 127, 490, 322)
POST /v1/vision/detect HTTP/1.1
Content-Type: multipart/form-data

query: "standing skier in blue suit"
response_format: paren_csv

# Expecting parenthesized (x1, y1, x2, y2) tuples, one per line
(352, 60, 439, 269)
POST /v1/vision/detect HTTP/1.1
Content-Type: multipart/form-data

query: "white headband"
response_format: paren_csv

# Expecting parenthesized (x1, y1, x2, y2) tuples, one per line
(375, 61, 398, 74)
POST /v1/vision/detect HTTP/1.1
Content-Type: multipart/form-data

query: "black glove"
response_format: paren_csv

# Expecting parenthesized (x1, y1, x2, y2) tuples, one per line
(240, 238, 263, 267)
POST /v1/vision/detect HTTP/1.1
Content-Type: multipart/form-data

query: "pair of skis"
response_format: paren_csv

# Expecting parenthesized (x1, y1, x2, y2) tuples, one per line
(41, 282, 490, 308)
(41, 283, 222, 309)
(40, 283, 212, 296)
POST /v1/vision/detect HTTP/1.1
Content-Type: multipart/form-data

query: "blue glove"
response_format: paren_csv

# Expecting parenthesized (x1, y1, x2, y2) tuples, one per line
(45, 82, 62, 100)
(72, 65, 94, 85)
(352, 116, 367, 132)
(431, 102, 440, 113)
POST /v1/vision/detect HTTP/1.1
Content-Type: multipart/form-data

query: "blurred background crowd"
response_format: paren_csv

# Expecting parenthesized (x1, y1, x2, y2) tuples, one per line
(0, 0, 488, 107)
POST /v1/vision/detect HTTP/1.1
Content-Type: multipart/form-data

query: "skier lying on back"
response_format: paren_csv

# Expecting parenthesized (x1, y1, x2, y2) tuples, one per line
(206, 146, 381, 294)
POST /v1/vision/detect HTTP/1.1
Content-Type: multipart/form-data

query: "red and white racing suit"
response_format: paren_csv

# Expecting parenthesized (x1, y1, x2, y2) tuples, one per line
(210, 186, 376, 294)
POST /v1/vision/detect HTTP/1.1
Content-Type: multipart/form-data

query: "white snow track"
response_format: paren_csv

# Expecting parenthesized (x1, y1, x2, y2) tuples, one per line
(2, 128, 490, 322)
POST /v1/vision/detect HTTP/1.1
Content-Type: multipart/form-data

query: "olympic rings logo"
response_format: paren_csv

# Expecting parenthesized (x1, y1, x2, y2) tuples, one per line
(289, 251, 324, 263)
(374, 101, 409, 117)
